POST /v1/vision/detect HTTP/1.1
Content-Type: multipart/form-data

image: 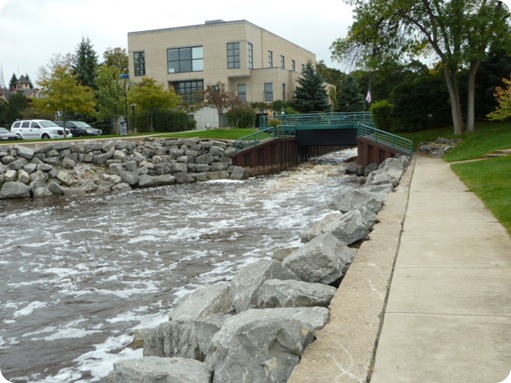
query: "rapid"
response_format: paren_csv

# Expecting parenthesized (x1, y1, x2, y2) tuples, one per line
(0, 149, 357, 383)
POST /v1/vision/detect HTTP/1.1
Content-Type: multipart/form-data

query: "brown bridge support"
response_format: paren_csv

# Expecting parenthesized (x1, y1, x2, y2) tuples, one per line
(357, 136, 410, 166)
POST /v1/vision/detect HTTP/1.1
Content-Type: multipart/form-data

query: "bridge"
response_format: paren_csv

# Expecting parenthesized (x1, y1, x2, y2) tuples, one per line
(231, 112, 413, 176)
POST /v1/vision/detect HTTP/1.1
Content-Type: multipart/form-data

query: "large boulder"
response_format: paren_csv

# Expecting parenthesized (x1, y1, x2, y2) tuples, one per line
(333, 184, 393, 213)
(143, 321, 201, 360)
(109, 357, 211, 383)
(230, 259, 299, 313)
(169, 283, 233, 322)
(257, 279, 337, 308)
(205, 307, 329, 383)
(283, 233, 356, 284)
(300, 207, 373, 245)
(0, 181, 31, 199)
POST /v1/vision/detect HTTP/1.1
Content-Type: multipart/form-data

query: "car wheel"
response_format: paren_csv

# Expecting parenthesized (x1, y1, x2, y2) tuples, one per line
(42, 134, 50, 139)
(16, 134, 23, 140)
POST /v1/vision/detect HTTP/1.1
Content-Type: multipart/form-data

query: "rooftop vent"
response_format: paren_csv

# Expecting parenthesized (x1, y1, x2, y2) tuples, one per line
(205, 19, 225, 24)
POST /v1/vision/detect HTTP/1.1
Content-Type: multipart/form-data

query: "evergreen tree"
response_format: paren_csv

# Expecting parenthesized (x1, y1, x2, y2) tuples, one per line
(337, 75, 365, 112)
(73, 37, 99, 89)
(293, 61, 330, 113)
(8, 73, 17, 90)
(24, 73, 34, 88)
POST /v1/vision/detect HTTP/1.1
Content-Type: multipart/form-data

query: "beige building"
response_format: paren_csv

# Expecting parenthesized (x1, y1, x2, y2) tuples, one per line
(127, 19, 324, 128)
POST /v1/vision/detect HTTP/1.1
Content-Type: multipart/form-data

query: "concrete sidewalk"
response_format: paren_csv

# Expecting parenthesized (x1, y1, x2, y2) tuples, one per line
(289, 155, 511, 383)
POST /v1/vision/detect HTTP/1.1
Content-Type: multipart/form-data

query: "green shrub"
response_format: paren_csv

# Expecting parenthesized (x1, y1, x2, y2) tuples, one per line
(152, 110, 193, 132)
(370, 99, 397, 132)
(226, 104, 256, 128)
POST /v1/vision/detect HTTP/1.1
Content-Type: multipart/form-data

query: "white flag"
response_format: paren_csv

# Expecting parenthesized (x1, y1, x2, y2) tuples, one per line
(365, 90, 372, 103)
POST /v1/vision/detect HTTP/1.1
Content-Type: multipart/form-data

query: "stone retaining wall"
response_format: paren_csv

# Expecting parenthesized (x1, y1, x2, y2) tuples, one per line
(102, 155, 411, 383)
(0, 138, 247, 199)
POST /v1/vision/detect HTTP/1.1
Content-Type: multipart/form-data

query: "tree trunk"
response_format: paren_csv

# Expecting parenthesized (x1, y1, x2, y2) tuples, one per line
(466, 60, 481, 133)
(443, 66, 465, 134)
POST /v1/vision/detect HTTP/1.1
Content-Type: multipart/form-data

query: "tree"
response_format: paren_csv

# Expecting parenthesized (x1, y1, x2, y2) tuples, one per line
(95, 65, 126, 130)
(332, 0, 511, 134)
(203, 81, 239, 127)
(6, 92, 30, 123)
(103, 47, 129, 73)
(8, 73, 17, 90)
(128, 77, 182, 132)
(73, 37, 99, 89)
(33, 60, 96, 136)
(337, 75, 366, 112)
(293, 61, 330, 113)
(487, 77, 511, 121)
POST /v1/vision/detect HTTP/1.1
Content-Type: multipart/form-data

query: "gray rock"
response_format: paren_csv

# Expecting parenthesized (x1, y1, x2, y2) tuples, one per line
(333, 184, 392, 213)
(143, 321, 201, 359)
(48, 181, 65, 195)
(111, 183, 132, 193)
(169, 283, 233, 322)
(15, 145, 34, 160)
(300, 208, 371, 245)
(112, 357, 211, 383)
(284, 233, 356, 284)
(196, 153, 214, 164)
(138, 174, 156, 188)
(174, 172, 194, 184)
(231, 259, 299, 313)
(154, 174, 176, 186)
(56, 171, 76, 187)
(17, 169, 30, 184)
(4, 169, 17, 182)
(23, 162, 38, 174)
(9, 157, 28, 170)
(258, 279, 337, 308)
(0, 181, 31, 199)
(120, 172, 139, 186)
(206, 307, 329, 383)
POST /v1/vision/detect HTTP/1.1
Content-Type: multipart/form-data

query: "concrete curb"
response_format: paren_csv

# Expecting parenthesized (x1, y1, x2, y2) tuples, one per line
(287, 156, 416, 383)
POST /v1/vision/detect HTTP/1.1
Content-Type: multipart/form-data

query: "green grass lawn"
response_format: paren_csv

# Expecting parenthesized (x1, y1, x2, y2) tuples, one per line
(402, 121, 511, 236)
(451, 157, 511, 235)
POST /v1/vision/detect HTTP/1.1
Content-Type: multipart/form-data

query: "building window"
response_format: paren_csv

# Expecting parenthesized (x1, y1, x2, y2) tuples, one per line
(134, 51, 145, 76)
(280, 55, 285, 69)
(268, 51, 273, 68)
(291, 60, 296, 71)
(282, 83, 286, 101)
(171, 80, 204, 103)
(227, 42, 240, 69)
(264, 83, 273, 102)
(238, 84, 247, 102)
(168, 46, 204, 74)
(248, 43, 253, 69)
(301, 63, 305, 72)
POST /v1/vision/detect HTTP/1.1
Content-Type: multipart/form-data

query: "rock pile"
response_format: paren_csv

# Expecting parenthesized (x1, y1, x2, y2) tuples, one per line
(0, 138, 247, 199)
(103, 155, 411, 383)
(416, 137, 462, 157)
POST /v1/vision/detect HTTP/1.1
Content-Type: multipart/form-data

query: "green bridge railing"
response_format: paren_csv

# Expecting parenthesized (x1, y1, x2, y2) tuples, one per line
(259, 111, 372, 128)
(234, 126, 297, 151)
(357, 123, 414, 155)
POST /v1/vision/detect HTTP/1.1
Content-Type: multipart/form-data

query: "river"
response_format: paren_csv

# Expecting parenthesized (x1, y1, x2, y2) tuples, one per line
(0, 149, 358, 383)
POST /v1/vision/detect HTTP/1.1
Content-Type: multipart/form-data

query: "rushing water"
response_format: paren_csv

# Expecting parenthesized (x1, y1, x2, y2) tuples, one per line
(0, 149, 358, 383)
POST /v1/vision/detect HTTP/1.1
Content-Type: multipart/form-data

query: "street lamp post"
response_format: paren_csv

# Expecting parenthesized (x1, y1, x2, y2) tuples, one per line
(120, 73, 130, 135)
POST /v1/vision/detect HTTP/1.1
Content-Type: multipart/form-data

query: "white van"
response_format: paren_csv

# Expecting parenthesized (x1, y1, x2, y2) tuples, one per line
(10, 120, 72, 140)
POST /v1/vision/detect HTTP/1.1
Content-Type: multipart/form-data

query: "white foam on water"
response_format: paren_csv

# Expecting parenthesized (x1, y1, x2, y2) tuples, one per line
(12, 301, 47, 318)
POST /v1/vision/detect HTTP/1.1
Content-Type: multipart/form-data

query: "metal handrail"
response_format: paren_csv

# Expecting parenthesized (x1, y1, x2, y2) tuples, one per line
(357, 123, 414, 154)
(234, 126, 296, 152)
(260, 112, 372, 128)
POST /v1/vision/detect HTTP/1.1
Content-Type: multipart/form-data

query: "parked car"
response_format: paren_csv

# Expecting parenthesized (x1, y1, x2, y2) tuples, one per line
(54, 121, 102, 136)
(10, 120, 72, 140)
(0, 127, 20, 141)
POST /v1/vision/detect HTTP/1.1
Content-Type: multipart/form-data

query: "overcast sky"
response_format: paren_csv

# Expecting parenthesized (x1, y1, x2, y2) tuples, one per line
(0, 0, 355, 87)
